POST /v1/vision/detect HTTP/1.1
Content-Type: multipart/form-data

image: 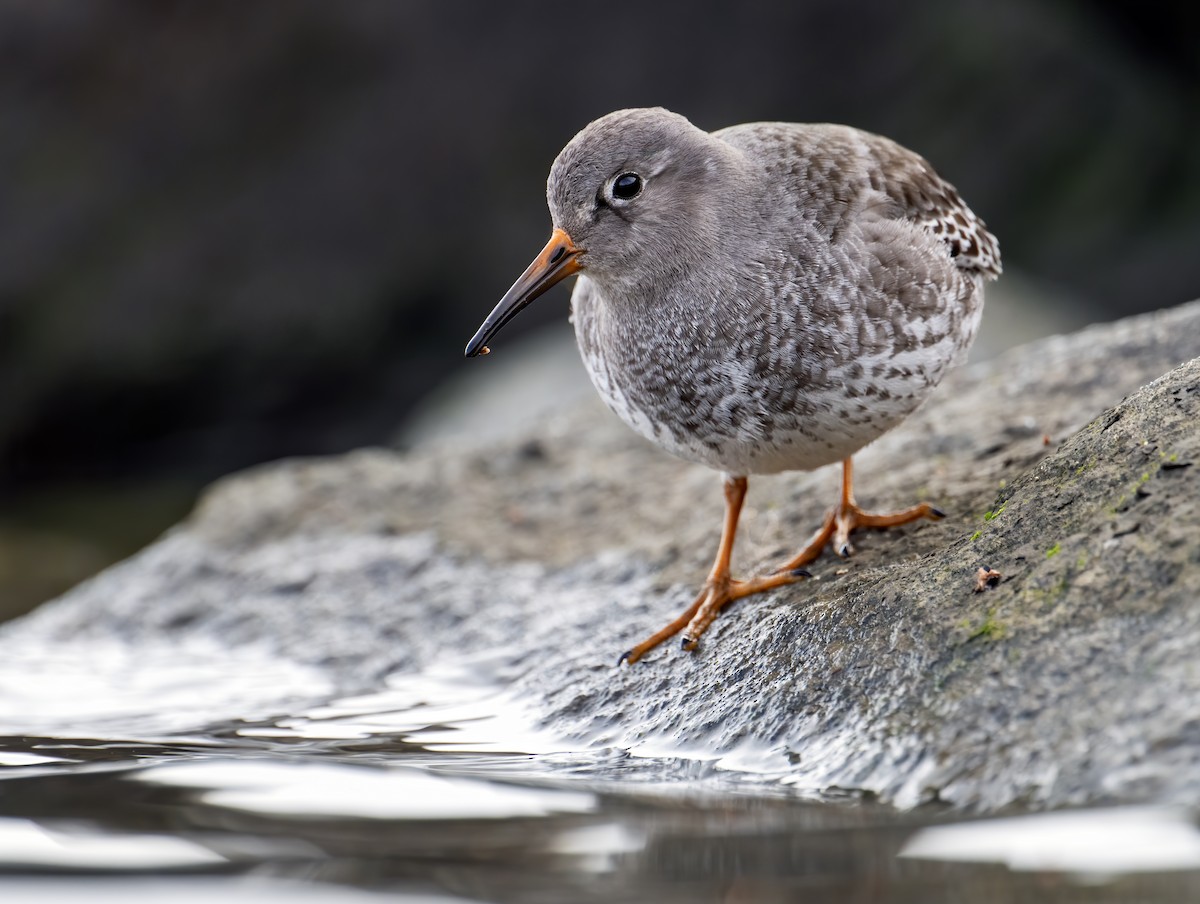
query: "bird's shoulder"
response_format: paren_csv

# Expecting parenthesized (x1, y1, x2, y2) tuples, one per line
(714, 122, 1000, 280)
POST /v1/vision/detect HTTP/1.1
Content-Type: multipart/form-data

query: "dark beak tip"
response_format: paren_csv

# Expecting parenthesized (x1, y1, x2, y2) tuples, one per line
(464, 228, 580, 360)
(463, 337, 491, 358)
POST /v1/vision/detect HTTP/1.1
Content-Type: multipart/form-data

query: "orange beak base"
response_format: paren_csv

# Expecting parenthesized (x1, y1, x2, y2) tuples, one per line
(464, 228, 583, 358)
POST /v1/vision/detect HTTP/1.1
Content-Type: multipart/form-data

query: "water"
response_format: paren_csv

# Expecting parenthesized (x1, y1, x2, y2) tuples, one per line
(1, 639, 1198, 903)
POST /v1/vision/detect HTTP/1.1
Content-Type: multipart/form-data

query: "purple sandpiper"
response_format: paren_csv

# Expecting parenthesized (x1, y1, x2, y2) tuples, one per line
(466, 107, 1000, 664)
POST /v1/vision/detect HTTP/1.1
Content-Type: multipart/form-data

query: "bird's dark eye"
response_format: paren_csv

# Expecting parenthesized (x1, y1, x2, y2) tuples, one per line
(612, 172, 642, 200)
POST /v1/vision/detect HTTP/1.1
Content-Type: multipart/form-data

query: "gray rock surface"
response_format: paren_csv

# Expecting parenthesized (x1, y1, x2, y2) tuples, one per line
(4, 300, 1199, 811)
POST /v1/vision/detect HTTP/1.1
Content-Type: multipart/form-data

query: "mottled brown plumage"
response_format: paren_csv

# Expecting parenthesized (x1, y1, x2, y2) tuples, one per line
(466, 107, 1000, 664)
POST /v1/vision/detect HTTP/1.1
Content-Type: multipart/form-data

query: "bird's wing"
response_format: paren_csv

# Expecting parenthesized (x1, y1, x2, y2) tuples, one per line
(717, 122, 1001, 281)
(869, 138, 1002, 280)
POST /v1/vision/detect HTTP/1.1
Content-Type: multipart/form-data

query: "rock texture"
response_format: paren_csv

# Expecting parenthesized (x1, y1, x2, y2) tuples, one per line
(4, 300, 1199, 811)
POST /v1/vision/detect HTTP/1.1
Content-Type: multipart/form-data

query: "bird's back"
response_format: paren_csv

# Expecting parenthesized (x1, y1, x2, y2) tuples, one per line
(715, 122, 1001, 283)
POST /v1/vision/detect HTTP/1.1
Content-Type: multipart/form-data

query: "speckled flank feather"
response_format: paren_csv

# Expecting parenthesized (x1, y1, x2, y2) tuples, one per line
(550, 108, 1000, 477)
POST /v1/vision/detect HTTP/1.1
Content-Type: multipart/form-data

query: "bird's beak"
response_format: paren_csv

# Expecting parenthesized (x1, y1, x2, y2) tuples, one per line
(464, 228, 584, 357)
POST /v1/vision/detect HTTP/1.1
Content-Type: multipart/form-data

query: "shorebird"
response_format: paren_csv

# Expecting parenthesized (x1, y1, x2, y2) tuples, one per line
(465, 107, 1000, 664)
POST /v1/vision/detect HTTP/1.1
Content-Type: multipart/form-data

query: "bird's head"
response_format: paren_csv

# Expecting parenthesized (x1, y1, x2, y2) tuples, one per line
(465, 107, 736, 358)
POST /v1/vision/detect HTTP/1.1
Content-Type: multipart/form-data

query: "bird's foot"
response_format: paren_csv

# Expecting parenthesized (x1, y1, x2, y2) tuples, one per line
(619, 569, 808, 666)
(776, 499, 944, 573)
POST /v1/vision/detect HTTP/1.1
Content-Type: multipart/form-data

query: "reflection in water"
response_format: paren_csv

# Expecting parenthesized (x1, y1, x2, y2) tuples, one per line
(0, 876, 471, 904)
(0, 817, 224, 870)
(138, 760, 597, 820)
(0, 638, 1198, 902)
(901, 807, 1200, 876)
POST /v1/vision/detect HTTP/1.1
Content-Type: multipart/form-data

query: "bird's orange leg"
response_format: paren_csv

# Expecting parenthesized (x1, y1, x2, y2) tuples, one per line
(775, 457, 943, 572)
(620, 460, 940, 665)
(620, 475, 808, 665)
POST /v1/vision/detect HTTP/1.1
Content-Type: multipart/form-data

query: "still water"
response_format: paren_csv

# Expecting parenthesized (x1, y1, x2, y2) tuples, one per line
(0, 639, 1198, 903)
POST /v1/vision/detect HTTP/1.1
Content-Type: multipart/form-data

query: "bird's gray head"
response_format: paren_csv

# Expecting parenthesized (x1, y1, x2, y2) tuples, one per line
(546, 107, 733, 287)
(465, 107, 746, 357)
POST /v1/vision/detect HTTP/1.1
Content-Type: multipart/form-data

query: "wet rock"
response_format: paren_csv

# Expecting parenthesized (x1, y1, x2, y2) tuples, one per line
(3, 300, 1200, 812)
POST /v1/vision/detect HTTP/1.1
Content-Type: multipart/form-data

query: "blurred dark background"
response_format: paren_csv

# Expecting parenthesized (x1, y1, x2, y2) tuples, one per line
(1, 0, 1198, 618)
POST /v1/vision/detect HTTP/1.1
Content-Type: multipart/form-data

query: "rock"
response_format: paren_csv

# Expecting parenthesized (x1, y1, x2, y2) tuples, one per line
(3, 300, 1199, 812)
